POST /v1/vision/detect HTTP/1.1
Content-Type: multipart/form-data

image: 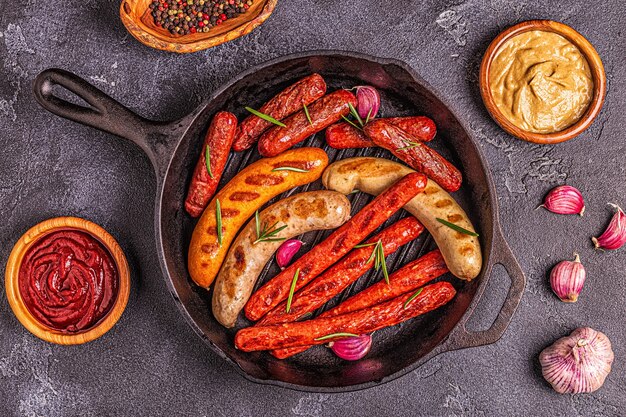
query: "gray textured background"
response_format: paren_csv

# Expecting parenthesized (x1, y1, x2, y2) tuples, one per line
(1, 0, 625, 416)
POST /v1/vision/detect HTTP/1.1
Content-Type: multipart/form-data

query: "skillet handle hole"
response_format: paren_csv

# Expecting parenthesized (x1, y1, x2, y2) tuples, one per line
(464, 264, 510, 333)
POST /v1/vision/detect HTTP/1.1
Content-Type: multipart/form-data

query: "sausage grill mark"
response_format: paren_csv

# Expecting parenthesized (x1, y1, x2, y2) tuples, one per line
(245, 174, 285, 186)
(229, 191, 261, 202)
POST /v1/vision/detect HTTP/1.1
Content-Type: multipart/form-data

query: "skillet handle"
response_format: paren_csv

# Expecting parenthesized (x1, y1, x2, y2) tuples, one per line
(445, 226, 526, 350)
(33, 68, 175, 172)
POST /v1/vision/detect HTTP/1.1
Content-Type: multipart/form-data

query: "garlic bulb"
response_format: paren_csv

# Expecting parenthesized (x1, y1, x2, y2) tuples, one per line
(539, 327, 614, 394)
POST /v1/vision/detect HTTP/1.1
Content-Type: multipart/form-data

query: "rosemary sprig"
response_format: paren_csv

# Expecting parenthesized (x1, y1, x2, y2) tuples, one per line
(272, 166, 310, 173)
(215, 198, 223, 245)
(254, 210, 288, 244)
(436, 218, 479, 237)
(205, 144, 214, 179)
(397, 140, 421, 151)
(362, 239, 389, 284)
(314, 332, 359, 341)
(365, 108, 373, 124)
(286, 268, 300, 313)
(378, 241, 389, 284)
(403, 288, 423, 309)
(354, 242, 377, 249)
(245, 107, 286, 127)
(348, 102, 364, 127)
(348, 189, 360, 195)
(341, 115, 363, 131)
(303, 102, 313, 126)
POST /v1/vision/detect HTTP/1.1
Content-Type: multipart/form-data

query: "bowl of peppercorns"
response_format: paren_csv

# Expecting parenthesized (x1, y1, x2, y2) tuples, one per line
(120, 0, 276, 53)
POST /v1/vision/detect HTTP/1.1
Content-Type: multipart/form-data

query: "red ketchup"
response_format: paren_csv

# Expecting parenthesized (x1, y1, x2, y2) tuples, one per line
(18, 230, 119, 334)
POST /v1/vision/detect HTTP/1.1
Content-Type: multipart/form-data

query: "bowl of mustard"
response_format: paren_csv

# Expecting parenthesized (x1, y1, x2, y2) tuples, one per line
(480, 20, 606, 144)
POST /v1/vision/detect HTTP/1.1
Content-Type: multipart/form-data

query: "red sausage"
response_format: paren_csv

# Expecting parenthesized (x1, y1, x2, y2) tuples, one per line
(273, 249, 448, 358)
(235, 281, 456, 352)
(184, 111, 237, 218)
(233, 74, 326, 152)
(258, 90, 357, 157)
(244, 172, 428, 321)
(364, 120, 462, 192)
(258, 217, 425, 326)
(325, 116, 437, 149)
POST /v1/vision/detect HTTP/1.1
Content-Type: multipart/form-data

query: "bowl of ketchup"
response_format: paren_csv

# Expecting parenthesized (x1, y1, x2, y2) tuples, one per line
(5, 217, 130, 345)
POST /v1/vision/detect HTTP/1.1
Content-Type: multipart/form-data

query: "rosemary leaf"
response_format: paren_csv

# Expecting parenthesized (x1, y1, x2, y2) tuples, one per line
(436, 218, 479, 237)
(314, 332, 359, 341)
(354, 242, 377, 249)
(341, 115, 363, 131)
(272, 166, 310, 173)
(379, 242, 389, 285)
(205, 144, 214, 179)
(245, 107, 286, 127)
(348, 102, 364, 127)
(365, 107, 373, 124)
(286, 268, 300, 313)
(403, 288, 424, 309)
(254, 217, 288, 244)
(303, 102, 313, 126)
(215, 199, 223, 245)
(397, 140, 421, 151)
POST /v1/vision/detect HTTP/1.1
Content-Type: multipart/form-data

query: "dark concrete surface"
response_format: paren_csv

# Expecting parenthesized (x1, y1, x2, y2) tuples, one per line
(1, 0, 625, 415)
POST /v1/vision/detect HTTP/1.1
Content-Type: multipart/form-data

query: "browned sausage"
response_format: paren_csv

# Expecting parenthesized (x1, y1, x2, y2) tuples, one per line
(185, 111, 238, 218)
(258, 217, 425, 326)
(233, 74, 327, 152)
(364, 120, 462, 192)
(325, 116, 437, 149)
(235, 281, 456, 352)
(257, 90, 357, 157)
(244, 172, 428, 321)
(273, 249, 448, 358)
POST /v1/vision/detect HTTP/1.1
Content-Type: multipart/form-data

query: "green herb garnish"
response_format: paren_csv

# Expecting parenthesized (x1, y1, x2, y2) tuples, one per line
(403, 288, 423, 309)
(354, 242, 377, 249)
(397, 140, 421, 151)
(245, 107, 286, 127)
(272, 166, 310, 173)
(365, 108, 373, 124)
(205, 144, 214, 179)
(215, 198, 223, 245)
(303, 102, 313, 126)
(348, 102, 364, 127)
(348, 189, 360, 195)
(254, 210, 288, 244)
(436, 218, 479, 237)
(286, 268, 300, 313)
(363, 239, 389, 284)
(315, 332, 359, 341)
(341, 115, 363, 131)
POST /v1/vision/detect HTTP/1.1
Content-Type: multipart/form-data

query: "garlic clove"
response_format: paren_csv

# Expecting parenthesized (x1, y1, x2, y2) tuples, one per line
(329, 334, 372, 361)
(549, 254, 586, 302)
(276, 239, 303, 269)
(592, 204, 626, 250)
(541, 185, 585, 216)
(355, 86, 380, 121)
(539, 327, 614, 394)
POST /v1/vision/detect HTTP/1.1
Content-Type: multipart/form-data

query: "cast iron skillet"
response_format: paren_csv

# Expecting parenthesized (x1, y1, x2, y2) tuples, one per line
(33, 51, 525, 392)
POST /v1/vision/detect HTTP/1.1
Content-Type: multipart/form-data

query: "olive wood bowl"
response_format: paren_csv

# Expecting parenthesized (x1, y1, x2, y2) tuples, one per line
(120, 0, 277, 53)
(479, 20, 606, 145)
(4, 217, 130, 345)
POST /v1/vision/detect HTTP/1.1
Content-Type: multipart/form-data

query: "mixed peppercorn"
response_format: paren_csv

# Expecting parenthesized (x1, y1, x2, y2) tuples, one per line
(148, 0, 254, 35)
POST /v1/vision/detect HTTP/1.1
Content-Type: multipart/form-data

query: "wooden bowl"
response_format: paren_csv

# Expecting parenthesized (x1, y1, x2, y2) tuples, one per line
(4, 217, 130, 345)
(120, 0, 277, 53)
(479, 20, 606, 144)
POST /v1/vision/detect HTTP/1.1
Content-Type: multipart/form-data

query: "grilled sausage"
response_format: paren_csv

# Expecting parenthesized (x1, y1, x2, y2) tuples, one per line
(322, 157, 481, 280)
(364, 119, 462, 192)
(244, 172, 428, 321)
(258, 217, 424, 326)
(272, 249, 448, 358)
(325, 116, 437, 149)
(257, 90, 357, 157)
(185, 112, 238, 217)
(233, 74, 327, 152)
(212, 191, 351, 328)
(188, 148, 329, 289)
(235, 281, 456, 352)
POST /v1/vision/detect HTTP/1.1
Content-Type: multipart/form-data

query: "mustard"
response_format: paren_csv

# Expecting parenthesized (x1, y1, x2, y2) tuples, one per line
(489, 30, 593, 134)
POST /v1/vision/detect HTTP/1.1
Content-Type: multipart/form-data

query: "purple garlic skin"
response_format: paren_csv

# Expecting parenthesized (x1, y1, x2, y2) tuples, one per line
(539, 327, 614, 394)
(329, 334, 372, 361)
(592, 204, 626, 250)
(550, 254, 586, 302)
(541, 185, 585, 215)
(276, 239, 303, 269)
(355, 86, 380, 120)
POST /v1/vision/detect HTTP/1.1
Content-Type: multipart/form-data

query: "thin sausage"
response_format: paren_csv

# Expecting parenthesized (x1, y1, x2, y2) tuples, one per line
(185, 112, 237, 217)
(212, 191, 351, 328)
(235, 281, 456, 352)
(364, 119, 462, 192)
(258, 90, 357, 157)
(188, 148, 328, 289)
(244, 172, 428, 321)
(233, 74, 327, 152)
(273, 249, 448, 358)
